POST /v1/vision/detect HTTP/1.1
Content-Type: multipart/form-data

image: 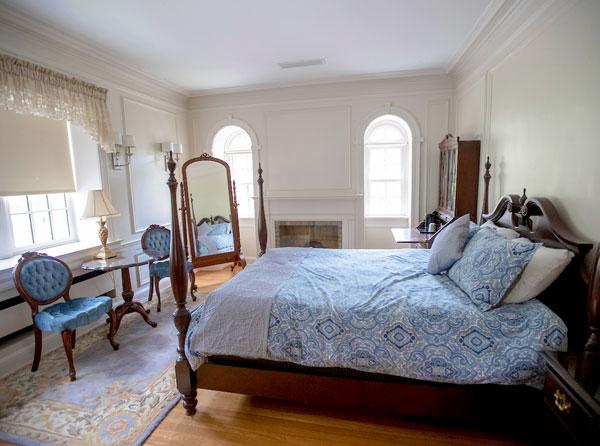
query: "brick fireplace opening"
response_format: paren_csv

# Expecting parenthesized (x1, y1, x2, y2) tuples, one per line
(274, 221, 342, 249)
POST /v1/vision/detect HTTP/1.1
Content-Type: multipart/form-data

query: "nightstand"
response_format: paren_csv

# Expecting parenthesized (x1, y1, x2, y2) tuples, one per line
(541, 350, 600, 445)
(391, 228, 434, 248)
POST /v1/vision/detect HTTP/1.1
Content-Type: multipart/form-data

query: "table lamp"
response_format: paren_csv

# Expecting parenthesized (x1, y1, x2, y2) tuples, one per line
(82, 190, 120, 259)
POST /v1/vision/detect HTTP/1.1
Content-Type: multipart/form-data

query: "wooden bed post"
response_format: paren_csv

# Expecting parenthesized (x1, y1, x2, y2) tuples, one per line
(586, 247, 600, 351)
(480, 156, 491, 223)
(180, 182, 188, 258)
(167, 152, 197, 415)
(257, 163, 267, 256)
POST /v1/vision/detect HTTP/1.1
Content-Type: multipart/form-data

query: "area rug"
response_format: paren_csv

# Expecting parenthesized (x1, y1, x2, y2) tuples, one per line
(0, 288, 204, 446)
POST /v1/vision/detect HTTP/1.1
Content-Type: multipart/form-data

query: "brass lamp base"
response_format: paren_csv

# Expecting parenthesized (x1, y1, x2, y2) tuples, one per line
(95, 246, 117, 260)
(96, 217, 117, 259)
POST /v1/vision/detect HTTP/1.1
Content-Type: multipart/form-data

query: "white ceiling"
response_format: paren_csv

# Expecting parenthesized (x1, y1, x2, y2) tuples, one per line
(2, 0, 494, 94)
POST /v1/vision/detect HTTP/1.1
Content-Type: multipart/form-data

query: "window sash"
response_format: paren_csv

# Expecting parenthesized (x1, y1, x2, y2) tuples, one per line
(1, 193, 78, 258)
(364, 141, 409, 218)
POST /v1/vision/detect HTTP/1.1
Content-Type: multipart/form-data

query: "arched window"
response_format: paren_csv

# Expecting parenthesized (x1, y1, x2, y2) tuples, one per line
(212, 125, 254, 217)
(364, 114, 412, 218)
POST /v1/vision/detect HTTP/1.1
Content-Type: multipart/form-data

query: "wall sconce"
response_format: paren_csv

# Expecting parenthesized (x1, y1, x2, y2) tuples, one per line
(110, 133, 135, 170)
(161, 142, 183, 171)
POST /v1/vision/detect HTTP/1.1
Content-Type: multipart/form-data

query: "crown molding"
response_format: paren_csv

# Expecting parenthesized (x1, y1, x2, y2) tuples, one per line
(450, 0, 580, 93)
(187, 73, 453, 111)
(445, 0, 507, 74)
(188, 68, 447, 98)
(0, 3, 189, 108)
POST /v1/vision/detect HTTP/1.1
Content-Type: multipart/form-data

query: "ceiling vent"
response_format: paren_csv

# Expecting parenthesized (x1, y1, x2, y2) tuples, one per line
(278, 58, 326, 69)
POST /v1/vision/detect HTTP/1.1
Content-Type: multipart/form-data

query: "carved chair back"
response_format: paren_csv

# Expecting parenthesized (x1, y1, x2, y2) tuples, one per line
(13, 252, 73, 317)
(141, 224, 171, 260)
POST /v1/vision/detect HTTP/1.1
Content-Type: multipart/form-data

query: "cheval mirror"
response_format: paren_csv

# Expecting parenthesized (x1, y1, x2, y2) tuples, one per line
(181, 153, 246, 269)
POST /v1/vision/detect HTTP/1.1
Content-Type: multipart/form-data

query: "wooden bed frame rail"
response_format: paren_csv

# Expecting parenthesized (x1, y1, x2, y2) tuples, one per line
(167, 152, 598, 418)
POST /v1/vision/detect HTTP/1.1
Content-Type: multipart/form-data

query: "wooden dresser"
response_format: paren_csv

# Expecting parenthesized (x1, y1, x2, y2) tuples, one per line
(542, 351, 600, 445)
(437, 135, 480, 221)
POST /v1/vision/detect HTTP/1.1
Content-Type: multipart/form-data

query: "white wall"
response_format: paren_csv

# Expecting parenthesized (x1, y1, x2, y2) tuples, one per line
(190, 75, 454, 250)
(455, 0, 600, 248)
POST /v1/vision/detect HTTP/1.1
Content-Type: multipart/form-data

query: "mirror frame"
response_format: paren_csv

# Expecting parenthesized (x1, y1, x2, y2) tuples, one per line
(181, 153, 246, 269)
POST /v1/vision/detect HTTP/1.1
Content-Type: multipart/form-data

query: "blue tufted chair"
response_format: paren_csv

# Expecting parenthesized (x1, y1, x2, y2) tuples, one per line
(141, 225, 197, 312)
(13, 252, 118, 381)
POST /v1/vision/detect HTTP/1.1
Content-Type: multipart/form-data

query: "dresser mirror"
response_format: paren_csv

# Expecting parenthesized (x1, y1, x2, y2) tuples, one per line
(182, 154, 246, 269)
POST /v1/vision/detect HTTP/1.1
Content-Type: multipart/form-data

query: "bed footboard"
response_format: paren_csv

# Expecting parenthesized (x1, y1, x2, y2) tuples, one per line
(167, 152, 198, 415)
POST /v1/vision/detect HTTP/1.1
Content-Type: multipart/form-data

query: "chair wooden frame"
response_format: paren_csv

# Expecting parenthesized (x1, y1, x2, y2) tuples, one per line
(141, 224, 197, 312)
(13, 252, 118, 381)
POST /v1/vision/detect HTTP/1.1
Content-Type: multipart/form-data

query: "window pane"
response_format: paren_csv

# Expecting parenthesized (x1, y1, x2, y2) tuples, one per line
(228, 132, 251, 151)
(51, 210, 70, 240)
(384, 163, 403, 179)
(7, 195, 28, 214)
(32, 212, 52, 243)
(11, 214, 33, 247)
(386, 148, 402, 164)
(386, 181, 402, 197)
(370, 181, 386, 198)
(370, 148, 386, 165)
(48, 193, 67, 209)
(28, 195, 49, 212)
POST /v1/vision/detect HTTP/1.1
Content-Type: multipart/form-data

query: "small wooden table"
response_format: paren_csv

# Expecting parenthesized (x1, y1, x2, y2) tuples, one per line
(391, 228, 434, 248)
(82, 249, 161, 336)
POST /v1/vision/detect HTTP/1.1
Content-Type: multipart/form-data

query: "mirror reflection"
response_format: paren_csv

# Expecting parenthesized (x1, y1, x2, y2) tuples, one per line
(186, 161, 235, 257)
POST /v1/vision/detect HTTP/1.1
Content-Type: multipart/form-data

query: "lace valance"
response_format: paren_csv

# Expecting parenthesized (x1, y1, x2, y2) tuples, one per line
(0, 54, 113, 151)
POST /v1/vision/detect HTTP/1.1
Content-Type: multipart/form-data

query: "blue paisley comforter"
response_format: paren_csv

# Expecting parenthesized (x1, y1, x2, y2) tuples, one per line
(186, 248, 567, 388)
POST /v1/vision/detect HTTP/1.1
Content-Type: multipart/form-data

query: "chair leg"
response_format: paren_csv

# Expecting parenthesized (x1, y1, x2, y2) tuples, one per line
(61, 330, 76, 381)
(148, 274, 154, 302)
(32, 326, 42, 372)
(106, 308, 119, 350)
(71, 330, 76, 349)
(155, 277, 162, 312)
(189, 270, 197, 302)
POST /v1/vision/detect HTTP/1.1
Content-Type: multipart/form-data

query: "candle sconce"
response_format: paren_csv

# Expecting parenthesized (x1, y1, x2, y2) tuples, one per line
(109, 133, 135, 170)
(160, 142, 183, 171)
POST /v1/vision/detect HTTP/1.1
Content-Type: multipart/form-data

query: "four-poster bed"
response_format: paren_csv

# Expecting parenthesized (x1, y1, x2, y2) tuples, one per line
(165, 152, 598, 422)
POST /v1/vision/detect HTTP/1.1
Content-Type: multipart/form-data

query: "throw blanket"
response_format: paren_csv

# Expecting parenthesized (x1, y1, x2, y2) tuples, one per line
(186, 248, 567, 388)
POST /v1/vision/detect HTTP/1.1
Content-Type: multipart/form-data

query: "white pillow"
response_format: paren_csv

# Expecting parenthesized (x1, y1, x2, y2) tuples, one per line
(502, 237, 574, 304)
(482, 220, 520, 240)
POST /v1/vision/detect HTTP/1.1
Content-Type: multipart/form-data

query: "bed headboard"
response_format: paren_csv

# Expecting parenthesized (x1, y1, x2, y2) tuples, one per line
(482, 189, 595, 350)
(197, 215, 230, 226)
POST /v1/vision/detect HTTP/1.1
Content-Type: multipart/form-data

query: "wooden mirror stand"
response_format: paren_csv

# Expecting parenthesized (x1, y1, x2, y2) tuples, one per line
(181, 153, 246, 270)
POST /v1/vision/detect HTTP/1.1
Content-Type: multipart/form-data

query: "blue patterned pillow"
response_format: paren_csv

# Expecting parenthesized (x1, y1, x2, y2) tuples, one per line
(208, 223, 229, 236)
(448, 227, 539, 311)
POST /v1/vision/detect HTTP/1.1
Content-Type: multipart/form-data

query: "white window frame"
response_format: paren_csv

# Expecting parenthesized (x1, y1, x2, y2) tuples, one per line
(212, 126, 255, 218)
(364, 117, 411, 219)
(0, 193, 79, 259)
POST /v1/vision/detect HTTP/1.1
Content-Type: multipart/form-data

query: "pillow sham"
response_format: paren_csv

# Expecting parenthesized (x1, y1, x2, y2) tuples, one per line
(198, 221, 210, 236)
(208, 222, 229, 236)
(448, 227, 539, 311)
(427, 214, 471, 274)
(481, 220, 520, 239)
(502, 238, 574, 304)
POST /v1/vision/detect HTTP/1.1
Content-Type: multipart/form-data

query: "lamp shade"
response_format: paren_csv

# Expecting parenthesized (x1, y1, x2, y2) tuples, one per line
(82, 190, 120, 219)
(122, 134, 135, 147)
(160, 142, 174, 153)
(172, 143, 183, 154)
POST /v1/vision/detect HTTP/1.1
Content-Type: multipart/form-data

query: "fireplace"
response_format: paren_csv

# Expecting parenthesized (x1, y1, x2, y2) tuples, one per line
(275, 220, 342, 249)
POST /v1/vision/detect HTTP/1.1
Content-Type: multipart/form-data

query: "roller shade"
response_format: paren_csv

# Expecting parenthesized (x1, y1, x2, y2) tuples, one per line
(0, 110, 75, 196)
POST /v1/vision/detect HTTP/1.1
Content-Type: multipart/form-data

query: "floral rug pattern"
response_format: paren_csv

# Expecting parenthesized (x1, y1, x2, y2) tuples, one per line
(0, 289, 201, 446)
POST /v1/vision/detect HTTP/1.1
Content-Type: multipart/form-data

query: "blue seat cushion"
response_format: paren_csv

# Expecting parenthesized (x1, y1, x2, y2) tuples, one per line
(149, 260, 193, 279)
(34, 296, 112, 332)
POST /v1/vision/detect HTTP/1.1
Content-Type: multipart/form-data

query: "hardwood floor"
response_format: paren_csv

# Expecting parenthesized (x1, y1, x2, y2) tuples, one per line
(146, 267, 533, 446)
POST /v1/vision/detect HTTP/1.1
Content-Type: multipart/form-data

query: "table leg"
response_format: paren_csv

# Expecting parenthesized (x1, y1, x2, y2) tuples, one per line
(112, 267, 157, 334)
